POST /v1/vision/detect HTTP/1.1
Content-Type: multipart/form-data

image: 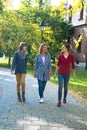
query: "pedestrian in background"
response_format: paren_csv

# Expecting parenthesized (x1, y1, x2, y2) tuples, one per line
(34, 44, 52, 103)
(11, 42, 28, 102)
(54, 43, 76, 107)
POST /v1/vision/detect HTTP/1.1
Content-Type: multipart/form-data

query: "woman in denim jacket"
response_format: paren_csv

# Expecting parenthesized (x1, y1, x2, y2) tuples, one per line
(34, 44, 52, 103)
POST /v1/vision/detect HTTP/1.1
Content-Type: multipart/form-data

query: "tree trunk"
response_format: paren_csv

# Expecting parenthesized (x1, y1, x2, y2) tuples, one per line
(85, 57, 87, 70)
(8, 57, 11, 66)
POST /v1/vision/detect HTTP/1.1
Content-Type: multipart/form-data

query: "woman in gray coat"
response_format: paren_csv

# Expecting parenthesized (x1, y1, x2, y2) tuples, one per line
(11, 42, 27, 102)
(34, 44, 52, 103)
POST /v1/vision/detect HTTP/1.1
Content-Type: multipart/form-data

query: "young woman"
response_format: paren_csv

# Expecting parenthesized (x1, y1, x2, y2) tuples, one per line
(11, 42, 28, 102)
(34, 44, 52, 103)
(54, 43, 76, 107)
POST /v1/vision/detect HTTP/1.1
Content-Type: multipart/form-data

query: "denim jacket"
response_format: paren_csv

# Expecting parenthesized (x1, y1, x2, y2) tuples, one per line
(34, 53, 52, 81)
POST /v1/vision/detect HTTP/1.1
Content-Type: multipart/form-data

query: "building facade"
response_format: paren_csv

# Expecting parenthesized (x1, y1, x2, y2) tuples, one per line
(66, 0, 87, 62)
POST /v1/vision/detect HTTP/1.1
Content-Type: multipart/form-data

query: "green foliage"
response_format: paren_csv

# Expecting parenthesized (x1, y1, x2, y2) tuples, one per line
(0, 0, 74, 65)
(0, 0, 3, 12)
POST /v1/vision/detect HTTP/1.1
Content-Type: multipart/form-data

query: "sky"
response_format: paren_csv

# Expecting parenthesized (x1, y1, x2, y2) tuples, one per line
(11, 0, 66, 10)
(50, 0, 64, 6)
(13, 0, 20, 9)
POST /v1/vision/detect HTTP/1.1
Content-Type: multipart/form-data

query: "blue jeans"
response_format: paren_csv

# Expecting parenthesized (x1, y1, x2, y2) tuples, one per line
(58, 74, 70, 102)
(38, 79, 47, 98)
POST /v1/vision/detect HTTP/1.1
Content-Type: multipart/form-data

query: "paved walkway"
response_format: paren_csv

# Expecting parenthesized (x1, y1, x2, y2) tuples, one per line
(0, 68, 87, 130)
(75, 63, 86, 70)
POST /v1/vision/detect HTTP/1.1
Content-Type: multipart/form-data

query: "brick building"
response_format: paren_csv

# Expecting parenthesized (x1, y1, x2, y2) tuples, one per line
(66, 0, 87, 63)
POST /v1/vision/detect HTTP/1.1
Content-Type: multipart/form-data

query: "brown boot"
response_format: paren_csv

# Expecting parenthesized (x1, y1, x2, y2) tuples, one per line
(17, 93, 22, 102)
(63, 98, 66, 104)
(57, 102, 61, 107)
(22, 92, 26, 102)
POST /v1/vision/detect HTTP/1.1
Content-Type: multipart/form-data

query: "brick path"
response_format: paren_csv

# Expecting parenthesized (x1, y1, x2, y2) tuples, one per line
(0, 87, 3, 99)
(0, 68, 87, 130)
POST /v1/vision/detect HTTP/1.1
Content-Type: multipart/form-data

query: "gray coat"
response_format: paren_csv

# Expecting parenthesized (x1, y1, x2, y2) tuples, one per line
(34, 53, 52, 81)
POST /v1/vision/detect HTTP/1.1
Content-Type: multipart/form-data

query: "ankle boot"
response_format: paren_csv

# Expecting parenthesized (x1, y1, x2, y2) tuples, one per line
(17, 93, 22, 102)
(22, 92, 26, 102)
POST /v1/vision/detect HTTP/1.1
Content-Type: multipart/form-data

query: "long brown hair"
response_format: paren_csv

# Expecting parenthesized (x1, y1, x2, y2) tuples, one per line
(39, 43, 47, 54)
(19, 42, 27, 50)
(63, 43, 70, 52)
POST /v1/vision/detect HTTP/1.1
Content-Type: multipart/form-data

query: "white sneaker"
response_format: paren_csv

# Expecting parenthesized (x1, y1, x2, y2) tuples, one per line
(39, 98, 44, 103)
(38, 96, 40, 100)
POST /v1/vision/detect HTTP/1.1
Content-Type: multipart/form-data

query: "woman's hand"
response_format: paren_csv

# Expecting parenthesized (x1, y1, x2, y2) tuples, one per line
(73, 72, 76, 80)
(49, 68, 52, 76)
(49, 71, 51, 76)
(11, 71, 14, 75)
(73, 69, 76, 80)
(34, 71, 36, 78)
(54, 74, 56, 79)
(54, 66, 58, 79)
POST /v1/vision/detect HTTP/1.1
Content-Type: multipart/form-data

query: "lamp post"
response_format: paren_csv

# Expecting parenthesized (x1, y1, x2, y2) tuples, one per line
(39, 21, 46, 43)
(85, 47, 87, 70)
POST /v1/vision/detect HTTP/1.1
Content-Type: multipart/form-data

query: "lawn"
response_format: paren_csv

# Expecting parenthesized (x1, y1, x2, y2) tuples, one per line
(51, 68, 87, 99)
(27, 64, 87, 99)
(0, 57, 87, 99)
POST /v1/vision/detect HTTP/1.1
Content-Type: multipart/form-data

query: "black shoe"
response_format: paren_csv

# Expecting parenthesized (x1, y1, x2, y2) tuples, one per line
(17, 93, 22, 102)
(22, 92, 26, 102)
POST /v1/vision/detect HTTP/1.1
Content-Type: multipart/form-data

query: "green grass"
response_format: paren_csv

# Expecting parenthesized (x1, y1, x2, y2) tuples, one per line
(27, 65, 87, 99)
(0, 57, 87, 99)
(69, 70, 87, 99)
(0, 57, 11, 68)
(53, 69, 87, 99)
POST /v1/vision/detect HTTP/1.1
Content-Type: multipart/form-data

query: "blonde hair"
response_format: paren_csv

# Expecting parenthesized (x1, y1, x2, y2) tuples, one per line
(39, 43, 47, 54)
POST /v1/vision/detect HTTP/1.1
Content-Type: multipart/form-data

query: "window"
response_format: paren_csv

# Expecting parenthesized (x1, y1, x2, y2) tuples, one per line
(79, 0, 84, 20)
(68, 5, 72, 23)
(39, 0, 43, 4)
(39, 0, 43, 6)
